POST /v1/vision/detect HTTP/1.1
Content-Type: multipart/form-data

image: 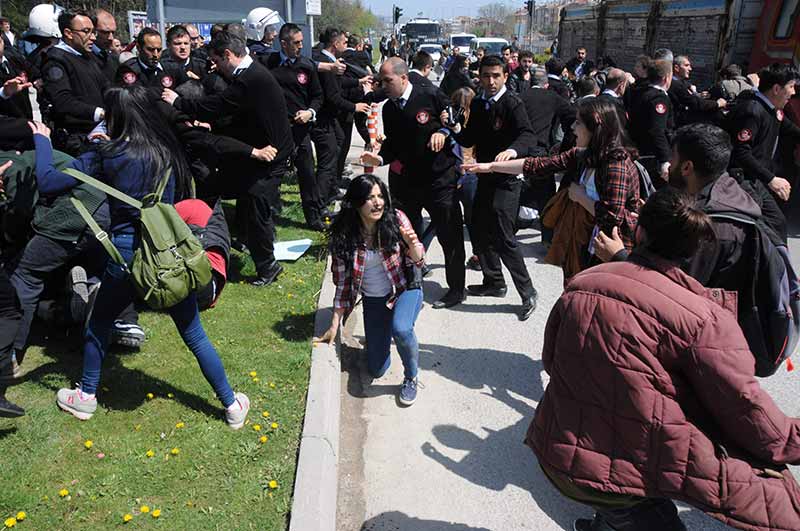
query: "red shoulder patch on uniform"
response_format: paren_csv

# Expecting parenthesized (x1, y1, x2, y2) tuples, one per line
(297, 71, 308, 85)
(161, 75, 174, 88)
(123, 71, 137, 85)
(655, 102, 667, 115)
(738, 129, 753, 142)
(416, 110, 430, 124)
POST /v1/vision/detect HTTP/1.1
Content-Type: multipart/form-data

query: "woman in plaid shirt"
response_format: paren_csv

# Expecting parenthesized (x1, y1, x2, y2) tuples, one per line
(317, 174, 426, 406)
(464, 98, 641, 274)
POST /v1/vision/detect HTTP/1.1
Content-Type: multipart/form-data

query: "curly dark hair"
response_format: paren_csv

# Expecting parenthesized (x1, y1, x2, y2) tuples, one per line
(328, 174, 403, 260)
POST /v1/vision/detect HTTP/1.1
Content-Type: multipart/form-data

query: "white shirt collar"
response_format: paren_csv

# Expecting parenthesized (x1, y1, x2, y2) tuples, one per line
(321, 49, 337, 62)
(547, 74, 560, 80)
(649, 84, 668, 95)
(138, 58, 164, 71)
(755, 90, 776, 110)
(55, 40, 82, 56)
(487, 84, 507, 102)
(578, 94, 596, 101)
(409, 68, 424, 77)
(399, 81, 413, 102)
(233, 54, 253, 75)
(602, 89, 619, 98)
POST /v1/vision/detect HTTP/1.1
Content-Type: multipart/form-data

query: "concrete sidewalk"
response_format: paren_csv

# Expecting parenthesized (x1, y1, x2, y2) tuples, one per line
(329, 122, 800, 531)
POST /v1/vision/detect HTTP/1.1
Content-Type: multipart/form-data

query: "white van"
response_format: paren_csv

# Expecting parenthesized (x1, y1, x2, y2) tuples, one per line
(469, 37, 509, 58)
(450, 33, 477, 55)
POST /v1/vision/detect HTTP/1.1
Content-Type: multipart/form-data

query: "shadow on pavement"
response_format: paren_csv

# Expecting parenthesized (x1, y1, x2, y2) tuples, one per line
(361, 511, 492, 530)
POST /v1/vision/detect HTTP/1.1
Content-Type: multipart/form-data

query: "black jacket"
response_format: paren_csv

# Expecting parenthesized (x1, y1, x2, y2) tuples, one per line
(313, 49, 360, 120)
(162, 54, 207, 80)
(506, 66, 532, 94)
(547, 75, 570, 100)
(727, 90, 800, 185)
(520, 87, 574, 151)
(262, 53, 323, 120)
(339, 48, 370, 104)
(174, 60, 294, 173)
(92, 46, 119, 82)
(565, 57, 594, 77)
(0, 56, 32, 119)
(627, 85, 673, 163)
(116, 58, 188, 91)
(454, 88, 536, 176)
(668, 76, 718, 126)
(597, 91, 627, 125)
(378, 83, 457, 180)
(440, 69, 473, 97)
(42, 46, 108, 133)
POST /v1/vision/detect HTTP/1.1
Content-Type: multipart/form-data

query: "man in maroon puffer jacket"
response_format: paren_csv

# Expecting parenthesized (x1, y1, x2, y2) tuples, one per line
(528, 187, 800, 531)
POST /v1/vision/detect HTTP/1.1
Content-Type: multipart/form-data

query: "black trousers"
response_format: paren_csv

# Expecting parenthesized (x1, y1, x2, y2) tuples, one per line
(238, 168, 283, 276)
(390, 169, 466, 295)
(291, 125, 321, 225)
(0, 267, 21, 377)
(354, 112, 370, 146)
(336, 112, 355, 178)
(471, 176, 535, 300)
(310, 120, 340, 205)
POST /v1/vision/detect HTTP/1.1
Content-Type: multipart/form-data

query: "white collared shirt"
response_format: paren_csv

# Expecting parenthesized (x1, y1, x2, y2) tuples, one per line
(232, 54, 253, 77)
(649, 84, 668, 95)
(487, 84, 507, 103)
(602, 89, 619, 98)
(321, 49, 337, 63)
(138, 58, 164, 72)
(398, 80, 413, 103)
(755, 90, 776, 111)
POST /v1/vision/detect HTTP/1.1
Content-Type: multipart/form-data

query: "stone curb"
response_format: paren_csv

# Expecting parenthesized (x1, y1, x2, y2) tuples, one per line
(288, 254, 339, 531)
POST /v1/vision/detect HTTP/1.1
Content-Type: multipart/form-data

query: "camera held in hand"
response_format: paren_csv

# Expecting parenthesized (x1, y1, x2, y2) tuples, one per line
(444, 105, 465, 129)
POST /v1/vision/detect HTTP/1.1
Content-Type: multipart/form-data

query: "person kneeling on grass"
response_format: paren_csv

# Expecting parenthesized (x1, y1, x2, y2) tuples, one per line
(30, 85, 250, 428)
(316, 174, 425, 406)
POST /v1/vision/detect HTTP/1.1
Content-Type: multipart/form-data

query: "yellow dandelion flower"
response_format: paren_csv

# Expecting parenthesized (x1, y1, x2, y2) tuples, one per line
(122, 513, 133, 523)
(151, 509, 161, 518)
(170, 447, 180, 455)
(253, 424, 261, 431)
(145, 449, 155, 458)
(146, 393, 154, 399)
(84, 440, 93, 449)
(269, 382, 276, 388)
(175, 422, 185, 429)
(134, 424, 141, 431)
(268, 480, 279, 489)
(271, 422, 279, 429)
(259, 435, 268, 443)
(15, 512, 25, 522)
(4, 517, 17, 528)
(167, 392, 174, 398)
(58, 489, 69, 498)
(249, 371, 257, 377)
(140, 505, 150, 513)
(262, 411, 270, 418)
(252, 377, 260, 383)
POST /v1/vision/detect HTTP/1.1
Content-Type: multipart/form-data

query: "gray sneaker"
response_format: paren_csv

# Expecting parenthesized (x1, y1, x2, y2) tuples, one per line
(57, 386, 97, 420)
(68, 266, 90, 324)
(225, 392, 250, 429)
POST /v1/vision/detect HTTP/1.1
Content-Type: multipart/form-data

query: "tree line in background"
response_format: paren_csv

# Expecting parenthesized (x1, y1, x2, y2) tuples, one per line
(1, 0, 145, 42)
(317, 0, 378, 38)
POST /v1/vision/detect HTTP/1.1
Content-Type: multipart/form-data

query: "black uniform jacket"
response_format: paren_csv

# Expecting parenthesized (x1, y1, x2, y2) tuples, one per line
(42, 45, 108, 133)
(627, 85, 673, 163)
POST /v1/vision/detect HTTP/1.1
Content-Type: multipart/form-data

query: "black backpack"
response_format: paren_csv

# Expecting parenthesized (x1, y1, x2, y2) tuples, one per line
(709, 212, 800, 376)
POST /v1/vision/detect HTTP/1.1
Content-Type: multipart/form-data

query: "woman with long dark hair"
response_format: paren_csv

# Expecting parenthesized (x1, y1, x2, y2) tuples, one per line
(316, 174, 425, 405)
(30, 85, 250, 427)
(464, 98, 641, 278)
(440, 54, 474, 97)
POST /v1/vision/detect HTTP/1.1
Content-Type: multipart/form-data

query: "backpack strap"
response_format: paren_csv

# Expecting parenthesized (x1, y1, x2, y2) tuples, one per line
(154, 168, 172, 202)
(69, 197, 127, 267)
(63, 168, 142, 209)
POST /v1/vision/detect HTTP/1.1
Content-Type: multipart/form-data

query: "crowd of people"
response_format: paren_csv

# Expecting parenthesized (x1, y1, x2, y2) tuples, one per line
(0, 3, 799, 528)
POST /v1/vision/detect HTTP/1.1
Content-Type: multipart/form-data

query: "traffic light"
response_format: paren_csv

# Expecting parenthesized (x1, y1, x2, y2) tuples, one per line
(525, 0, 533, 16)
(393, 6, 403, 25)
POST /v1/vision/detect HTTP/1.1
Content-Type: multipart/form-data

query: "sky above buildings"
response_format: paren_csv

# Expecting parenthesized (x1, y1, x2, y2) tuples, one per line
(365, 0, 517, 20)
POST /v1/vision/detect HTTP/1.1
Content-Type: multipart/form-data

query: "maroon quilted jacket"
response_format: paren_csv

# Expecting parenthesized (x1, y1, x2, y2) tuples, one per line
(527, 250, 800, 531)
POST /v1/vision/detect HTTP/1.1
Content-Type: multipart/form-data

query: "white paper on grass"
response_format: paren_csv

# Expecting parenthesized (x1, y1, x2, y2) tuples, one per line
(274, 239, 313, 261)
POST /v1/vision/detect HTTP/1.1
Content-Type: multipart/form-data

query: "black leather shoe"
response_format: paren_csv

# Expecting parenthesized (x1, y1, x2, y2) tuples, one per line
(0, 396, 25, 418)
(250, 262, 283, 287)
(231, 239, 249, 254)
(432, 290, 466, 309)
(519, 293, 538, 321)
(467, 284, 508, 297)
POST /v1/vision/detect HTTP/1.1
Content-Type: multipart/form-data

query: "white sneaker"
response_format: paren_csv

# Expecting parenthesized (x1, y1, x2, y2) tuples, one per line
(225, 392, 250, 430)
(57, 386, 97, 420)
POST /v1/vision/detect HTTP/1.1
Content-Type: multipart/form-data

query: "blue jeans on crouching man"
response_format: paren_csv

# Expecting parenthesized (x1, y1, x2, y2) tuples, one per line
(362, 289, 423, 379)
(80, 233, 235, 406)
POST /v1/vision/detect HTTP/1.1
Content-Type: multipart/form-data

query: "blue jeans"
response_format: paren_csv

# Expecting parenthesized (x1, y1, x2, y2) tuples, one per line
(80, 233, 235, 407)
(362, 289, 423, 379)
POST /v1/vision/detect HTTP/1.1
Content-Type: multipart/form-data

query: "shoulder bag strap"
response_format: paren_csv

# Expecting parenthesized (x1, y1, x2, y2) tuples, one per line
(69, 197, 127, 266)
(63, 168, 142, 209)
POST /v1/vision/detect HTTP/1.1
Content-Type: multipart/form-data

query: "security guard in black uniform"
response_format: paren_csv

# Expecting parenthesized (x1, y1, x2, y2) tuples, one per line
(669, 55, 726, 127)
(262, 23, 325, 230)
(627, 58, 673, 186)
(360, 58, 466, 310)
(89, 9, 119, 83)
(162, 31, 294, 287)
(452, 54, 538, 321)
(116, 28, 187, 91)
(41, 10, 108, 156)
(162, 25, 207, 80)
(727, 63, 800, 242)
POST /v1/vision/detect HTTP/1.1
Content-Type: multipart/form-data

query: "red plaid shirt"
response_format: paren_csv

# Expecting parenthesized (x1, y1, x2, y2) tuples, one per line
(331, 210, 423, 317)
(523, 147, 640, 250)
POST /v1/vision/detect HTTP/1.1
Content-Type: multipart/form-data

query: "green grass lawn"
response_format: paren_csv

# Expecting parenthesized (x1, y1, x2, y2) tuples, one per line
(0, 184, 327, 530)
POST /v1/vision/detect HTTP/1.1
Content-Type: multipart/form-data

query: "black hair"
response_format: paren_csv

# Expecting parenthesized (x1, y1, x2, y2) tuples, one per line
(328, 174, 402, 259)
(412, 50, 433, 70)
(100, 85, 193, 198)
(672, 124, 732, 179)
(175, 79, 206, 99)
(519, 50, 533, 61)
(136, 27, 161, 50)
(208, 31, 246, 58)
(319, 27, 341, 47)
(545, 56, 564, 76)
(501, 45, 513, 53)
(279, 23, 302, 42)
(166, 25, 189, 43)
(637, 187, 715, 260)
(758, 62, 800, 92)
(479, 54, 505, 72)
(447, 54, 468, 74)
(646, 58, 672, 83)
(222, 23, 246, 42)
(58, 10, 91, 33)
(347, 34, 361, 48)
(720, 64, 743, 79)
(575, 77, 598, 98)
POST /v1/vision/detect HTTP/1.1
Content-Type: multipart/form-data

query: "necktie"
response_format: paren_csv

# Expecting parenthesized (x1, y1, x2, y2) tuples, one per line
(1, 61, 9, 76)
(396, 98, 406, 109)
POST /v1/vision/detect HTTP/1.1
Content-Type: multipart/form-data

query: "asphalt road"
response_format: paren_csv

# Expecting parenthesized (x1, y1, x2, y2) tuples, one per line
(335, 91, 800, 531)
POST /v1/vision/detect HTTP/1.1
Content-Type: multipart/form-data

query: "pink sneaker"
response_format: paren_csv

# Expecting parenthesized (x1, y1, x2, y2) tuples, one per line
(56, 386, 97, 420)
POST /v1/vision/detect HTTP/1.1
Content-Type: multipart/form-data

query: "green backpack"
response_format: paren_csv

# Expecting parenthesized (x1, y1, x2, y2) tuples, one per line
(65, 168, 212, 309)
